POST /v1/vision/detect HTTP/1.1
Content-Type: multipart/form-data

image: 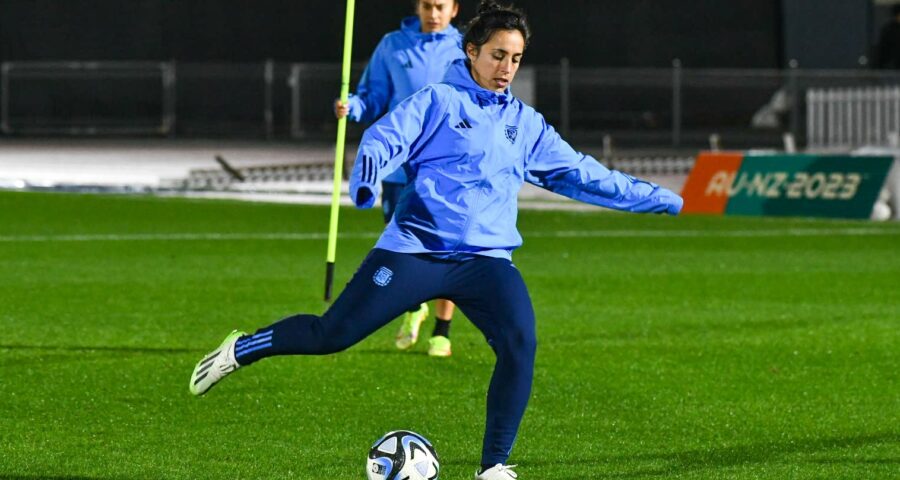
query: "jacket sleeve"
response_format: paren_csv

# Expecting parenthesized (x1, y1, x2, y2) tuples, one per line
(347, 38, 394, 124)
(350, 85, 447, 208)
(524, 116, 683, 215)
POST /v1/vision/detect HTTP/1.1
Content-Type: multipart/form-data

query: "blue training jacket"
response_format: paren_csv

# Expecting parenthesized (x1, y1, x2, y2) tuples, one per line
(347, 16, 464, 184)
(348, 17, 465, 125)
(350, 59, 684, 260)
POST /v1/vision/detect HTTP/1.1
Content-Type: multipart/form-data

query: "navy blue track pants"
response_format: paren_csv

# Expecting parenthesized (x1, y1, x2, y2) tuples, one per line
(236, 248, 537, 465)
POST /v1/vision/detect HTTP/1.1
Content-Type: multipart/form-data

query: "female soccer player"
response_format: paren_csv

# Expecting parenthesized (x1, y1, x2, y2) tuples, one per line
(191, 2, 683, 478)
(335, 0, 465, 357)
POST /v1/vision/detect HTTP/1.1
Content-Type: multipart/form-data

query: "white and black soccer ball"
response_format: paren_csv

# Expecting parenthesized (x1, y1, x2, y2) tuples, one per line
(366, 430, 440, 480)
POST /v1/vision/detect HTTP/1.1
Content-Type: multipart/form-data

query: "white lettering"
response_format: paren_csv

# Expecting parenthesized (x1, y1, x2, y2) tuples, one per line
(750, 173, 768, 197)
(705, 171, 735, 197)
(766, 172, 787, 198)
(787, 172, 807, 199)
(731, 172, 752, 197)
(805, 173, 826, 199)
(839, 173, 861, 199)
(730, 170, 866, 200)
(822, 173, 842, 200)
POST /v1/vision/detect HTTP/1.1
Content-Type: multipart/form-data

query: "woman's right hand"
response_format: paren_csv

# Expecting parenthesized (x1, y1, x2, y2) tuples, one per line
(334, 99, 349, 119)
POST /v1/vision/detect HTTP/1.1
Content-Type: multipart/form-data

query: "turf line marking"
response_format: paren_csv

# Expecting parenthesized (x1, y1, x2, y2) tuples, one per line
(546, 227, 900, 238)
(0, 232, 343, 242)
(1, 227, 899, 242)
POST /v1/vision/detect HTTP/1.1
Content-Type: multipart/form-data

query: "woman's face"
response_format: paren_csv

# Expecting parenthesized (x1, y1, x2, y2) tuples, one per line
(466, 29, 525, 93)
(417, 0, 459, 33)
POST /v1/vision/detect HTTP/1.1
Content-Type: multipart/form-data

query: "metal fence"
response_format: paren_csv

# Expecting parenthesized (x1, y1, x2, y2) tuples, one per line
(5, 60, 900, 150)
(1, 61, 174, 135)
(807, 86, 900, 150)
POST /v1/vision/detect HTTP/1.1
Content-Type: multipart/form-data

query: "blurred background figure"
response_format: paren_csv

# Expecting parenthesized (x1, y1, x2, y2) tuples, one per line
(334, 0, 465, 358)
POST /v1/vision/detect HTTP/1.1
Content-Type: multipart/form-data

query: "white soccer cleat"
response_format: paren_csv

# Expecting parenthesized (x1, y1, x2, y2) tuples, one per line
(475, 464, 518, 479)
(189, 329, 245, 396)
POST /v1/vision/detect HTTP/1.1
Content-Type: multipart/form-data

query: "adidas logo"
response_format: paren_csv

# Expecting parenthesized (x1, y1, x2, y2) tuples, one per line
(454, 119, 473, 129)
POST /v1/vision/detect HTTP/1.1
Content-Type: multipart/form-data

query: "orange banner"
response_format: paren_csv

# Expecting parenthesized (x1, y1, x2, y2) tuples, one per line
(680, 151, 744, 214)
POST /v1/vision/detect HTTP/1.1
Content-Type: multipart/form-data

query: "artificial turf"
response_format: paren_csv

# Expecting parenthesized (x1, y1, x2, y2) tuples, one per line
(1, 190, 898, 479)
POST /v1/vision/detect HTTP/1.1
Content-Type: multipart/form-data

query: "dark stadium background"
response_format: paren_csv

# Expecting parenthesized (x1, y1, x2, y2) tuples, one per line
(0, 0, 894, 144)
(0, 0, 878, 68)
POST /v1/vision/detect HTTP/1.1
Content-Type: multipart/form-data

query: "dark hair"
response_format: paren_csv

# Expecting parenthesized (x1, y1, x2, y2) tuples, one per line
(894, 4, 900, 17)
(463, 0, 531, 53)
(412, 0, 459, 8)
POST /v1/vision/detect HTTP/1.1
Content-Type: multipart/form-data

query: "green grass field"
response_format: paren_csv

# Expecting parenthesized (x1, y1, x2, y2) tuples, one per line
(1, 190, 899, 479)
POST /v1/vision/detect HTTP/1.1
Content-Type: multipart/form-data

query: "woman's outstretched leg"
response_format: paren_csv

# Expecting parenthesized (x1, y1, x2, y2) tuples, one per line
(189, 249, 442, 395)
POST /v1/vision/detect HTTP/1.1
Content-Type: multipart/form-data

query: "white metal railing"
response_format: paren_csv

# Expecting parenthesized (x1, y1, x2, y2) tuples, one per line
(807, 86, 900, 150)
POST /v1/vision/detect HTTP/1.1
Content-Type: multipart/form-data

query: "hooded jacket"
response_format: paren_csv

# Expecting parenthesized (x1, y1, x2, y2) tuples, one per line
(348, 16, 464, 185)
(350, 59, 683, 260)
(348, 16, 465, 125)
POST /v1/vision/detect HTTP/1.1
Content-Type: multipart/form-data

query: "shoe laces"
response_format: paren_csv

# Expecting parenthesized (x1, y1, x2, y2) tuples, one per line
(492, 464, 518, 478)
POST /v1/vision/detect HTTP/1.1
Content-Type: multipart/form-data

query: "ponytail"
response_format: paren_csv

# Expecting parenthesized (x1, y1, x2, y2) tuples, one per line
(463, 0, 530, 52)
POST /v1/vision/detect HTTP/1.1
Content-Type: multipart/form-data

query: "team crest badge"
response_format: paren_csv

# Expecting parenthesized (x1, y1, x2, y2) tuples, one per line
(505, 125, 518, 144)
(373, 266, 393, 286)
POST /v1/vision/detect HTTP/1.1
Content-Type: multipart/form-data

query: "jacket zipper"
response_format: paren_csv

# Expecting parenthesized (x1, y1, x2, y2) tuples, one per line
(452, 101, 498, 252)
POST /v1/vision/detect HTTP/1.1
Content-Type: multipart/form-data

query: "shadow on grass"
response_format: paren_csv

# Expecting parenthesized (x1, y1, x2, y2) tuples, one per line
(547, 316, 821, 347)
(0, 344, 200, 354)
(525, 431, 900, 478)
(807, 457, 900, 465)
(0, 476, 111, 480)
(0, 344, 201, 368)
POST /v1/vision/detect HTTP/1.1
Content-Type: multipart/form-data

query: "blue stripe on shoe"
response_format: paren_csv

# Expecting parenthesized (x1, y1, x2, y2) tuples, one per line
(234, 342, 272, 358)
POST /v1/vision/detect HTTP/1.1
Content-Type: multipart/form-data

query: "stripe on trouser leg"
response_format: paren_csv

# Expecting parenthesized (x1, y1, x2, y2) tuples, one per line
(235, 336, 273, 356)
(235, 342, 272, 357)
(236, 330, 272, 347)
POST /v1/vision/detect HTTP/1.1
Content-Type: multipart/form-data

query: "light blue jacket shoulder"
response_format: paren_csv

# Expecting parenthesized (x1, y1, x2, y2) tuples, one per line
(350, 59, 683, 260)
(347, 17, 465, 125)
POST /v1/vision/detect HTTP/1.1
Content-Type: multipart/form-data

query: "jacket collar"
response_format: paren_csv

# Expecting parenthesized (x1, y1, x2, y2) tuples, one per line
(401, 16, 460, 43)
(443, 58, 512, 106)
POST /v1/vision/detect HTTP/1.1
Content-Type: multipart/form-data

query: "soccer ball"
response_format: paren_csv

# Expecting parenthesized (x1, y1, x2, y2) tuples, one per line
(871, 201, 892, 221)
(366, 430, 440, 480)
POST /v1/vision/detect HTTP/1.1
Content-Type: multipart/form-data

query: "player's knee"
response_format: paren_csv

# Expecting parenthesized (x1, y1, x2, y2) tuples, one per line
(308, 317, 356, 354)
(519, 331, 537, 359)
(492, 327, 537, 361)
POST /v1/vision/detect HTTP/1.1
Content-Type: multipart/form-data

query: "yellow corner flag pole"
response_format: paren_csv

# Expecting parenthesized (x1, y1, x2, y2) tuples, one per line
(325, 0, 355, 301)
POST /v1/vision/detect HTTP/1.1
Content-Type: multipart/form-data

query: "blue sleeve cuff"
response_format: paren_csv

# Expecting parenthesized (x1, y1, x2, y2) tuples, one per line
(663, 190, 684, 215)
(347, 95, 365, 123)
(351, 183, 379, 209)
